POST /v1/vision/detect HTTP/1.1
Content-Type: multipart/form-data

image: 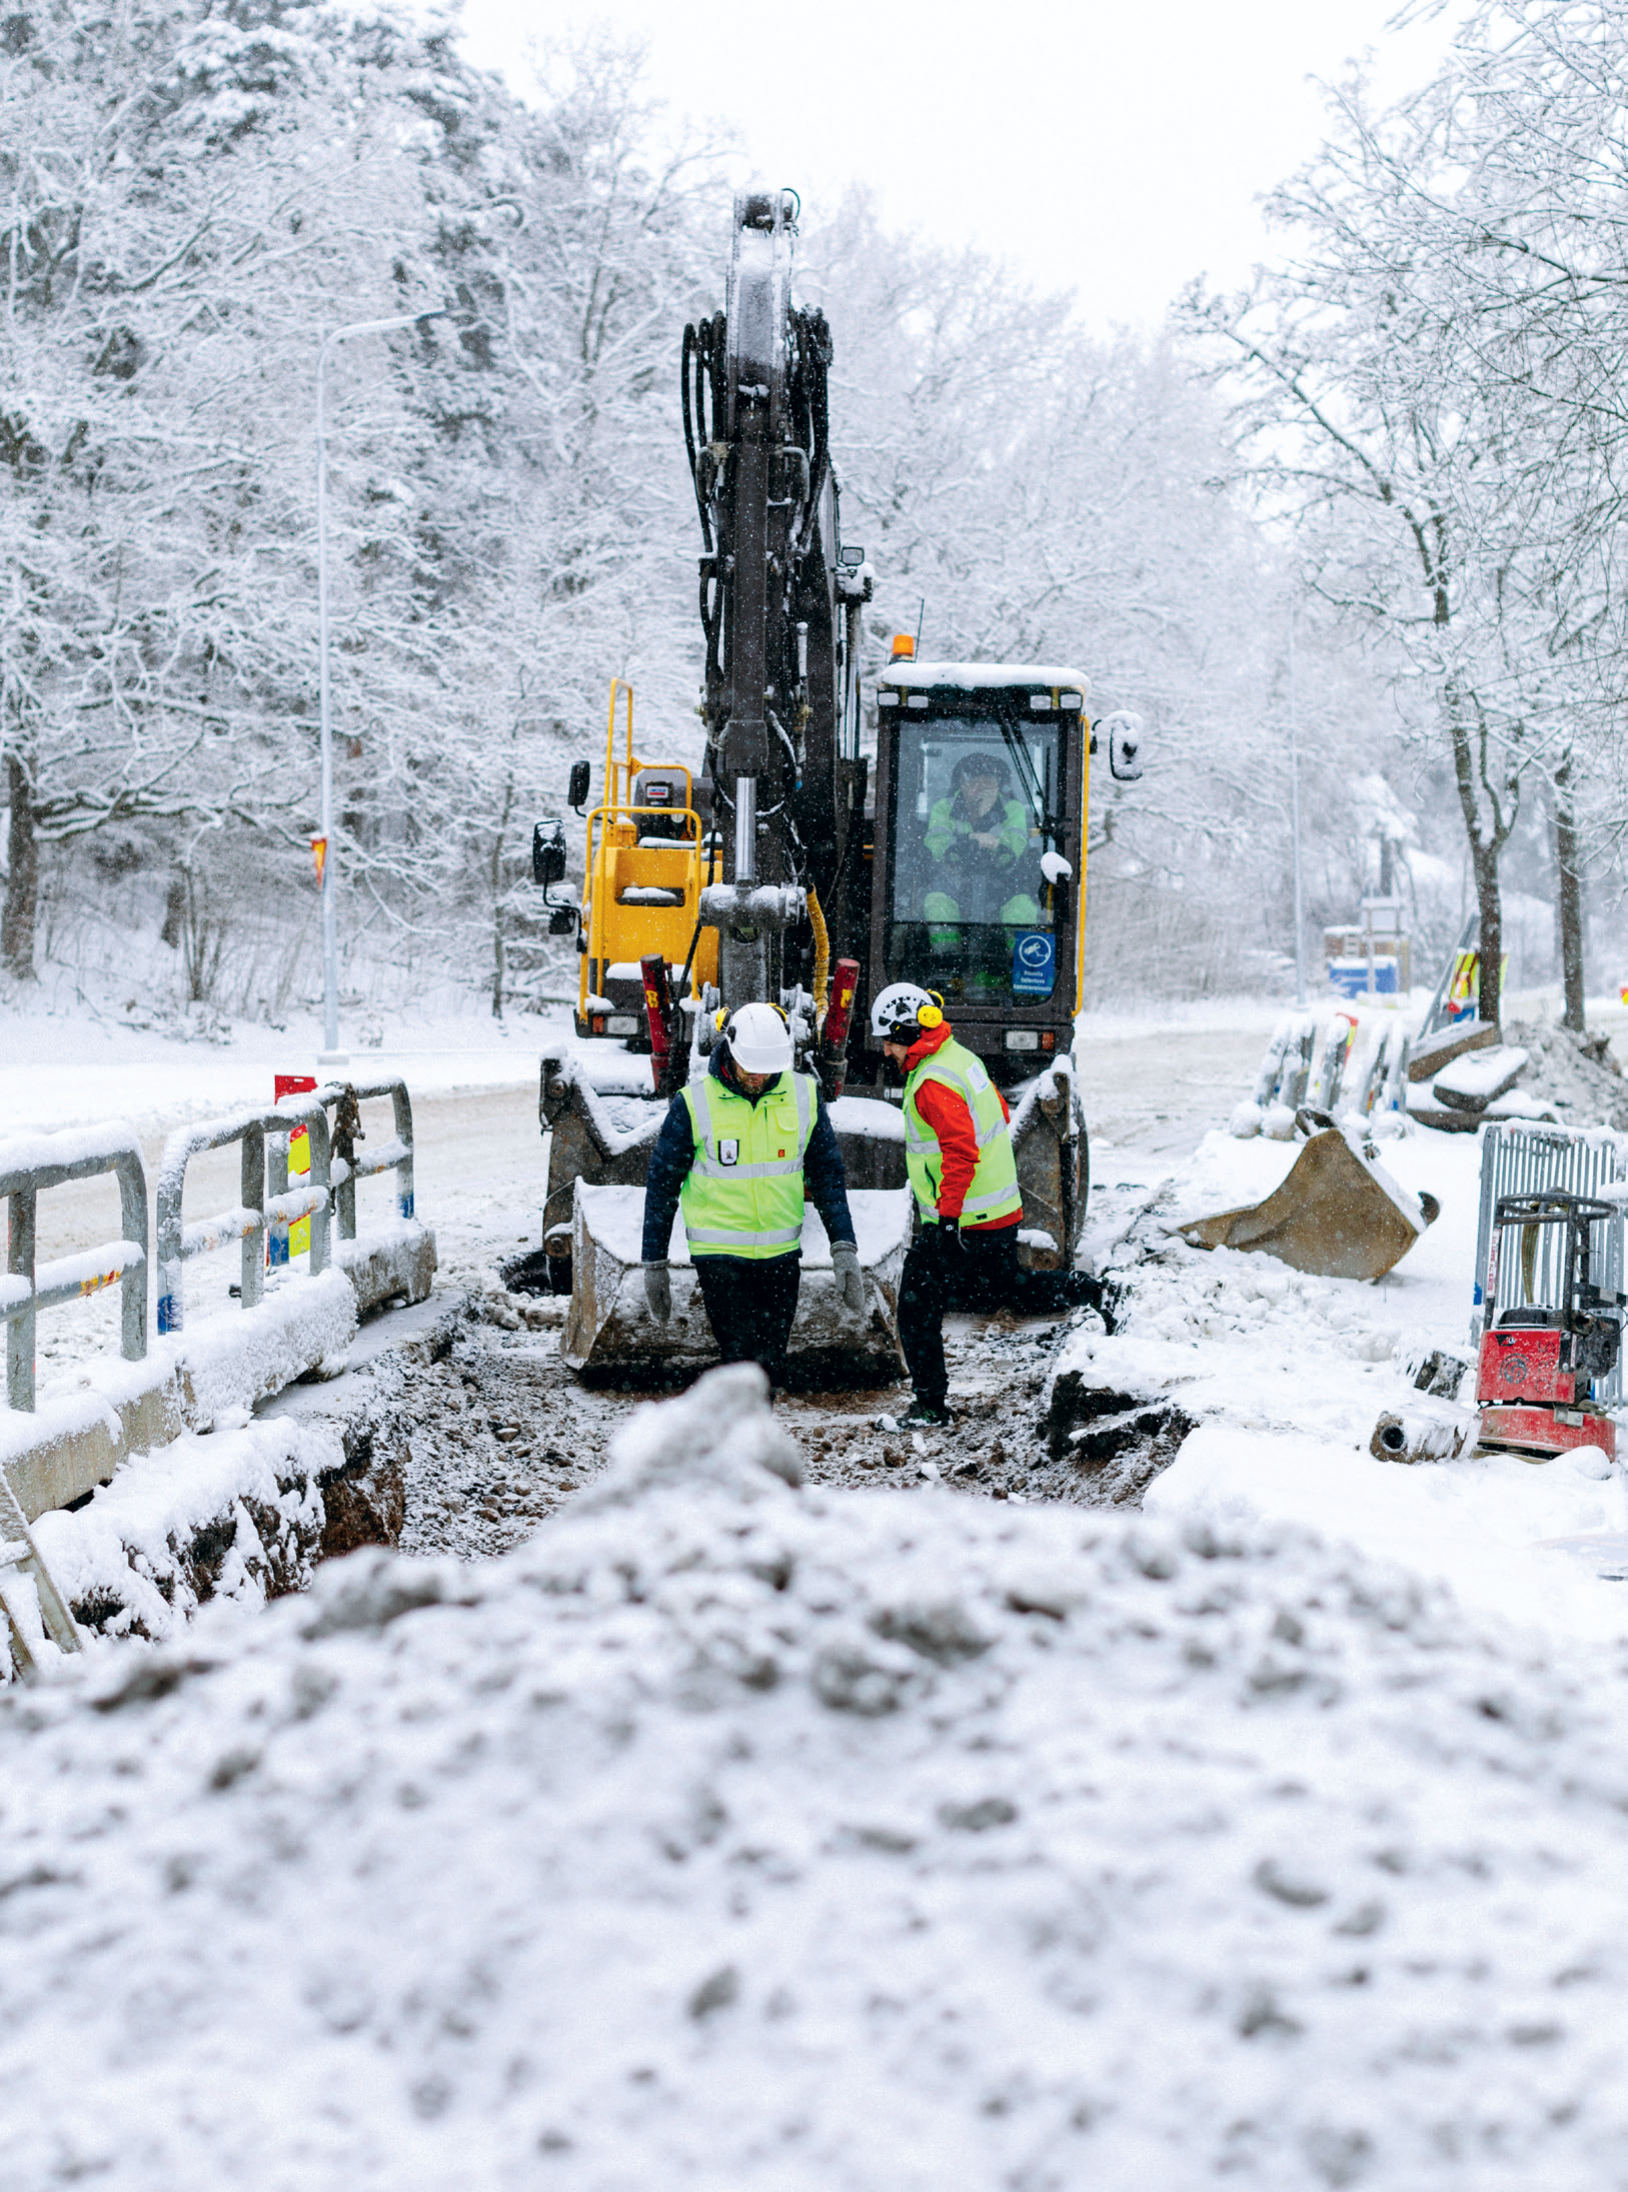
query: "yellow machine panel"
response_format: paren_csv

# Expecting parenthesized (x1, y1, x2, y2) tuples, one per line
(577, 680, 718, 1038)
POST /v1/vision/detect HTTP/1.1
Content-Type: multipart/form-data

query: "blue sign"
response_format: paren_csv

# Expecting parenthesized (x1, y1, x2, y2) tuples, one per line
(1012, 930, 1056, 998)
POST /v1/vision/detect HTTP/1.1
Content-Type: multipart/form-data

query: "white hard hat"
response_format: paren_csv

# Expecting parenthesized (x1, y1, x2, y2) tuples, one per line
(725, 1000, 794, 1075)
(870, 982, 944, 1043)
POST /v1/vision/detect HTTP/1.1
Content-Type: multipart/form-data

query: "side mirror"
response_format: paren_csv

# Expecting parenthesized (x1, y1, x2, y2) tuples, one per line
(532, 819, 567, 889)
(567, 760, 591, 813)
(1103, 710, 1145, 783)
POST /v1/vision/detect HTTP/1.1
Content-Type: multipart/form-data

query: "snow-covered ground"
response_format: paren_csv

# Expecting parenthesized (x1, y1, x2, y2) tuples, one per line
(10, 992, 1628, 2186)
(1078, 1122, 1628, 1643)
(11, 1369, 1628, 2188)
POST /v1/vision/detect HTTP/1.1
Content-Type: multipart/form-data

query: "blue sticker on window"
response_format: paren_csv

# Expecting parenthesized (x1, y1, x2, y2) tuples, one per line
(1012, 930, 1055, 997)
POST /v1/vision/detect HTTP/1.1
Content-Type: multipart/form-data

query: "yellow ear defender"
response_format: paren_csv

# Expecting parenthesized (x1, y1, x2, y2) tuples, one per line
(918, 993, 944, 1030)
(715, 1007, 730, 1032)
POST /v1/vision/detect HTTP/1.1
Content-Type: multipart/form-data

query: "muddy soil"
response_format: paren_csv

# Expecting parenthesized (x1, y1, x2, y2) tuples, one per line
(340, 1273, 1166, 1566)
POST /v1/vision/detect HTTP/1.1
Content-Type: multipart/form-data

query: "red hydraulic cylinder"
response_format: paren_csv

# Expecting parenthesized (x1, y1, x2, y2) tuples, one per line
(640, 954, 678, 1096)
(818, 958, 861, 1102)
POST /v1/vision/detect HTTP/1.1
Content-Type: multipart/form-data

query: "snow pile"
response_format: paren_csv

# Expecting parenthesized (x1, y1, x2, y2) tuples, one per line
(12, 1368, 1628, 2185)
(1504, 1020, 1628, 1131)
(175, 1267, 357, 1422)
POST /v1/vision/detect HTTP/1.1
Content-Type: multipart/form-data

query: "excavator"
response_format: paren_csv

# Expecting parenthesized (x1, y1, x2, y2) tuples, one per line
(535, 190, 1144, 1378)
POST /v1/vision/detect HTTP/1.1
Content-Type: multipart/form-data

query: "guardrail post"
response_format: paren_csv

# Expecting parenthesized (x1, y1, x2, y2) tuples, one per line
(157, 1166, 183, 1336)
(115, 1152, 148, 1365)
(307, 1109, 331, 1276)
(391, 1082, 415, 1219)
(332, 1086, 359, 1241)
(7, 1187, 35, 1412)
(241, 1123, 266, 1310)
(267, 1131, 290, 1268)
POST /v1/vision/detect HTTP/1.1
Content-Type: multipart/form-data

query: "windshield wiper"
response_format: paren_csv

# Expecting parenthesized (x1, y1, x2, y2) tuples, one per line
(995, 720, 1056, 847)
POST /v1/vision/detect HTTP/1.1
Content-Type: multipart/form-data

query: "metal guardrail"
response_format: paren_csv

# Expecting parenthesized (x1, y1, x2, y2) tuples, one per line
(318, 1077, 416, 1240)
(1472, 1121, 1628, 1404)
(156, 1099, 332, 1335)
(265, 1077, 417, 1265)
(0, 1129, 148, 1411)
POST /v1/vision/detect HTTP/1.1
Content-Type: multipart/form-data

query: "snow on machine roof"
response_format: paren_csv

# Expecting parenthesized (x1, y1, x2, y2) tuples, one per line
(878, 662, 1090, 697)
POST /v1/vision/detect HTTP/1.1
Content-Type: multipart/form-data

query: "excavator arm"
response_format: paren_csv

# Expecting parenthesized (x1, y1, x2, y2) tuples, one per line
(681, 190, 865, 1027)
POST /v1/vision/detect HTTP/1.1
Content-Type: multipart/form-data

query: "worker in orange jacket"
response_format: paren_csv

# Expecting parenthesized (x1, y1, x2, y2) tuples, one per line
(871, 982, 1110, 1426)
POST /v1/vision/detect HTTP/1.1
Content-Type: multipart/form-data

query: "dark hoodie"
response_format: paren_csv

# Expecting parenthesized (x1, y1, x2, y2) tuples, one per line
(641, 1045, 857, 1263)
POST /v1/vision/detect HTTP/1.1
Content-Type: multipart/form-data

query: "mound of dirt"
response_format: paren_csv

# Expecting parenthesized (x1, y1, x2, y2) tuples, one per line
(1504, 1019, 1628, 1130)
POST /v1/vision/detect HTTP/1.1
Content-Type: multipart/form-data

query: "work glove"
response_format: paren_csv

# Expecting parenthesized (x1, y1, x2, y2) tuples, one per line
(643, 1260, 672, 1324)
(937, 1214, 967, 1256)
(831, 1241, 864, 1317)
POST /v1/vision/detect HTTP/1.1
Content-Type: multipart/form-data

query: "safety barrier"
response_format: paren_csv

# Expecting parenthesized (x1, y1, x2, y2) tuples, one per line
(156, 1098, 332, 1334)
(267, 1077, 416, 1264)
(1, 1127, 148, 1411)
(1471, 1121, 1628, 1404)
(321, 1077, 416, 1237)
(1, 1079, 435, 1593)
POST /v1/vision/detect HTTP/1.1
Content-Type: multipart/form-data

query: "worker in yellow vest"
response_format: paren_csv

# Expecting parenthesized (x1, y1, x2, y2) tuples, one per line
(872, 981, 1108, 1427)
(641, 1001, 863, 1388)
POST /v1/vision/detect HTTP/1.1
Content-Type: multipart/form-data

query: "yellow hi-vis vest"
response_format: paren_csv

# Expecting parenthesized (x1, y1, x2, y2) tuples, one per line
(680, 1070, 816, 1258)
(903, 1036, 1023, 1227)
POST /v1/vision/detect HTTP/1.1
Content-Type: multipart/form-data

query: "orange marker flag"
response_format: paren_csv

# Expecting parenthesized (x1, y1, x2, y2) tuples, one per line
(311, 835, 328, 886)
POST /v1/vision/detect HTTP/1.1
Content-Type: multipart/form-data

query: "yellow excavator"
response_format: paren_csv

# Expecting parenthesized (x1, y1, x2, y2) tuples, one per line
(536, 191, 1145, 1377)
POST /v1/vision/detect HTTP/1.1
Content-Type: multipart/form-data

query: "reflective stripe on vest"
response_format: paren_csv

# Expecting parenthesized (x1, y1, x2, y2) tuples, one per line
(902, 1037, 1023, 1225)
(679, 1071, 815, 1259)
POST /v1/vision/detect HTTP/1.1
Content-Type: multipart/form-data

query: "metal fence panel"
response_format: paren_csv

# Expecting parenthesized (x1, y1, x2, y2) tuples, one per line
(156, 1102, 331, 1336)
(317, 1077, 416, 1240)
(0, 1131, 148, 1412)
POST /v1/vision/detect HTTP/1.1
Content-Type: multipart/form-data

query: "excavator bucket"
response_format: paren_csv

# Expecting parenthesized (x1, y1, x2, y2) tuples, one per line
(561, 1184, 911, 1383)
(541, 1047, 911, 1381)
(1007, 1053, 1089, 1272)
(540, 1043, 1091, 1380)
(1175, 1126, 1438, 1283)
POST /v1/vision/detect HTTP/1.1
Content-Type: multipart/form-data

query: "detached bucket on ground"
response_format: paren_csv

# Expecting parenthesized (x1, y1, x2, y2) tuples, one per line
(562, 1183, 912, 1384)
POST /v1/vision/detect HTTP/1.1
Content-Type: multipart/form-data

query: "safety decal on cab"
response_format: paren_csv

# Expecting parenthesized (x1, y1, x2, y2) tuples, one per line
(719, 1138, 740, 1167)
(1012, 930, 1056, 998)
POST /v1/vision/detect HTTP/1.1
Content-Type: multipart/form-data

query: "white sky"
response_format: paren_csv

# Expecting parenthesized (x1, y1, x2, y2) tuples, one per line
(455, 0, 1461, 331)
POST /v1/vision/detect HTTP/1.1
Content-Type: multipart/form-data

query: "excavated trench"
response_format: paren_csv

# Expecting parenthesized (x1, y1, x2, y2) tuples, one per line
(328, 1261, 1184, 1556)
(52, 1256, 1185, 1658)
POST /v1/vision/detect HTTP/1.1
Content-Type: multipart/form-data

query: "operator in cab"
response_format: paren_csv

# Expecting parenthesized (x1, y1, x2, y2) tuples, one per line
(641, 1001, 865, 1390)
(872, 982, 1109, 1427)
(922, 751, 1040, 955)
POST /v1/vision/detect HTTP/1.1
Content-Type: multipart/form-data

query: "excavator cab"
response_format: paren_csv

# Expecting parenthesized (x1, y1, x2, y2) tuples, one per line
(868, 668, 1088, 1087)
(575, 680, 718, 1043)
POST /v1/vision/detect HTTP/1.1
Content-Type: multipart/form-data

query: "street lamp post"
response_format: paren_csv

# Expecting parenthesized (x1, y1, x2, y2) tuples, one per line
(316, 310, 446, 1060)
(1288, 607, 1306, 1010)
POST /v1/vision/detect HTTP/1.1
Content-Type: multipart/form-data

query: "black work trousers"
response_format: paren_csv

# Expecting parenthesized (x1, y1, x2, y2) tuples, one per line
(898, 1223, 1091, 1405)
(694, 1251, 801, 1391)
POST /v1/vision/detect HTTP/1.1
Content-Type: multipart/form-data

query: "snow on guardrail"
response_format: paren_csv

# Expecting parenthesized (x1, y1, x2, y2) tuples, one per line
(0, 1122, 149, 1413)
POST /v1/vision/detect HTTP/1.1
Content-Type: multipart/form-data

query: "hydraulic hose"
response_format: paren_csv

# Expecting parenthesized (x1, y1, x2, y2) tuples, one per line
(807, 887, 831, 1021)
